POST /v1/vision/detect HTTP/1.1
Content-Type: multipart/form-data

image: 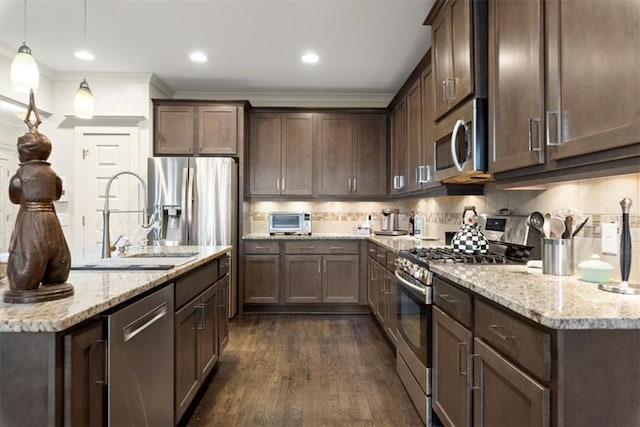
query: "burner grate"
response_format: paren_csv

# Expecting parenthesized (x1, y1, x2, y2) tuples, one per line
(405, 247, 507, 264)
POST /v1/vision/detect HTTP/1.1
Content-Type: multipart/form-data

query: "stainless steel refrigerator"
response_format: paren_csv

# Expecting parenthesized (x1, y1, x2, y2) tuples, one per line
(148, 157, 238, 318)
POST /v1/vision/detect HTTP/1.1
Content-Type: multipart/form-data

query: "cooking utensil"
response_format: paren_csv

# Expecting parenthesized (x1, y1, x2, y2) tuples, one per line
(562, 215, 573, 239)
(543, 212, 552, 238)
(452, 206, 489, 254)
(599, 198, 638, 294)
(527, 211, 545, 237)
(571, 217, 590, 238)
(550, 215, 566, 239)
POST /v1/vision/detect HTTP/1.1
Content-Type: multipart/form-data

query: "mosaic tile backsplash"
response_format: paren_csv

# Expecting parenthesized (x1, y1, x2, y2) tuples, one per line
(247, 173, 640, 282)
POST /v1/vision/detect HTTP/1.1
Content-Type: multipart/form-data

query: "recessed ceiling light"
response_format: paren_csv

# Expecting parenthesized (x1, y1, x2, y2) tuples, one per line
(75, 50, 95, 61)
(301, 52, 319, 64)
(190, 51, 208, 63)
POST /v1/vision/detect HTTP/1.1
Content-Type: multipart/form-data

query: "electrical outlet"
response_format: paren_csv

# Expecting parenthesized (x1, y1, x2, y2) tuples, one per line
(601, 222, 618, 255)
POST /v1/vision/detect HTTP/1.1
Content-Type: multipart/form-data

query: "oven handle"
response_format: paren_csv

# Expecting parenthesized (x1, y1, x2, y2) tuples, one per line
(451, 119, 469, 172)
(395, 270, 426, 296)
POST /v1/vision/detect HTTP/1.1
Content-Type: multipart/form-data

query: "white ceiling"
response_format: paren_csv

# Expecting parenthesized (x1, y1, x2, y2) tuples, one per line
(0, 0, 434, 98)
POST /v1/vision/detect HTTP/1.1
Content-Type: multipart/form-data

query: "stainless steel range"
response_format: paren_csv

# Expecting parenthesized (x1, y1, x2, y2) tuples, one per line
(395, 219, 535, 426)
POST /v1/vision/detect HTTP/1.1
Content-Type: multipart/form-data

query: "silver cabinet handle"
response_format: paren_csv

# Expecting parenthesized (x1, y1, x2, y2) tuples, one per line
(281, 178, 285, 191)
(528, 118, 542, 152)
(299, 246, 314, 250)
(488, 324, 517, 341)
(457, 342, 467, 376)
(330, 246, 344, 250)
(353, 178, 357, 192)
(348, 178, 352, 192)
(417, 165, 432, 184)
(254, 246, 270, 250)
(276, 178, 280, 191)
(438, 294, 458, 304)
(546, 110, 561, 146)
(123, 302, 168, 342)
(323, 259, 327, 274)
(470, 354, 484, 426)
(441, 80, 447, 103)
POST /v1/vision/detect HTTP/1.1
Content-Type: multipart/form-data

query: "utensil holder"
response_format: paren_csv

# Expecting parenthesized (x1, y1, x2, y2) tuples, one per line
(542, 238, 574, 276)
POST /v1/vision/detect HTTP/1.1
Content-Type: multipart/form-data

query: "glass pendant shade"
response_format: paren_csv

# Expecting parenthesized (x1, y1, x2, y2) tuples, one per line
(10, 43, 40, 93)
(73, 79, 95, 119)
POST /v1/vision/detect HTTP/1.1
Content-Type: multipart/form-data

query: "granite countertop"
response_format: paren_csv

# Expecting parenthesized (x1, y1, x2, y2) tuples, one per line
(243, 232, 369, 240)
(252, 233, 640, 330)
(0, 245, 231, 333)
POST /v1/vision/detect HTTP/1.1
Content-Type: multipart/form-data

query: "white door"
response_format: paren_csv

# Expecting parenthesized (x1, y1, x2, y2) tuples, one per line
(74, 127, 141, 257)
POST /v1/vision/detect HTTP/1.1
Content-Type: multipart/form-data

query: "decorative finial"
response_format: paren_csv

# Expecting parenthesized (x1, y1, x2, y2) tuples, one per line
(23, 88, 42, 132)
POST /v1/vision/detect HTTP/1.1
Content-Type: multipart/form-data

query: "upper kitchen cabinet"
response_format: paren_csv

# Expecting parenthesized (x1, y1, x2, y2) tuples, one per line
(153, 100, 247, 156)
(390, 98, 408, 195)
(405, 78, 423, 193)
(315, 113, 387, 198)
(421, 64, 435, 185)
(545, 0, 640, 161)
(426, 0, 475, 120)
(248, 112, 313, 196)
(488, 0, 545, 173)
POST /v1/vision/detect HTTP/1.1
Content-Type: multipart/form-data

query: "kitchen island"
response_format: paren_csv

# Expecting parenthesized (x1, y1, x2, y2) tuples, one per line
(0, 245, 231, 426)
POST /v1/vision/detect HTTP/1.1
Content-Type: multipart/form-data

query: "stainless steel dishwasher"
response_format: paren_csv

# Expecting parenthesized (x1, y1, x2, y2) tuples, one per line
(107, 283, 174, 426)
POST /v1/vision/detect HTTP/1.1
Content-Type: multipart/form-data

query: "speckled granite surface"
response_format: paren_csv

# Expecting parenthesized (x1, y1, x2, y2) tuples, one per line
(243, 233, 368, 240)
(0, 246, 231, 333)
(243, 233, 640, 330)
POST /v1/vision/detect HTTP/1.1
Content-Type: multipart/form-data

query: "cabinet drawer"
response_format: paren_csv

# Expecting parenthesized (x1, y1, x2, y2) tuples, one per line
(285, 240, 359, 254)
(367, 242, 378, 258)
(175, 260, 219, 310)
(385, 252, 397, 272)
(475, 299, 551, 381)
(245, 240, 280, 254)
(375, 246, 387, 264)
(433, 277, 472, 329)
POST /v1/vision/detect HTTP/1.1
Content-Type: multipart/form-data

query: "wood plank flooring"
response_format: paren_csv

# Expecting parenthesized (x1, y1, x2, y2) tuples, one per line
(185, 314, 424, 426)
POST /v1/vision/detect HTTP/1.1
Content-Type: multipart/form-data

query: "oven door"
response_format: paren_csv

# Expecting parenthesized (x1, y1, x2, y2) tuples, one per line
(395, 269, 432, 380)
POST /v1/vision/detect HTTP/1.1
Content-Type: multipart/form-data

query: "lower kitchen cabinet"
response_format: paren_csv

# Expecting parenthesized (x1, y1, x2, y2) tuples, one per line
(63, 318, 106, 427)
(285, 254, 360, 304)
(217, 275, 230, 353)
(432, 306, 472, 427)
(285, 255, 323, 303)
(367, 241, 397, 346)
(323, 255, 359, 303)
(244, 255, 281, 304)
(472, 338, 549, 426)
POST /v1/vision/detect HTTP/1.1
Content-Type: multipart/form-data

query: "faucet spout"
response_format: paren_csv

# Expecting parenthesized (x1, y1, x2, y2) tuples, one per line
(102, 171, 148, 258)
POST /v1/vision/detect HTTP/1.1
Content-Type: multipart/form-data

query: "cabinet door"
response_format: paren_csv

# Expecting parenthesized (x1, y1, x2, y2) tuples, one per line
(175, 300, 200, 422)
(154, 105, 195, 155)
(249, 114, 281, 195)
(421, 65, 435, 184)
(244, 255, 280, 304)
(385, 270, 398, 345)
(390, 98, 407, 195)
(375, 263, 387, 325)
(367, 258, 378, 311)
(433, 307, 472, 427)
(322, 254, 359, 303)
(449, 0, 473, 105)
(315, 114, 354, 196)
(63, 319, 105, 427)
(406, 79, 422, 193)
(352, 114, 387, 197)
(285, 255, 322, 303)
(198, 284, 219, 380)
(198, 105, 238, 155)
(489, 0, 544, 173)
(432, 7, 453, 119)
(546, 0, 640, 160)
(282, 113, 313, 196)
(473, 338, 549, 427)
(217, 275, 230, 354)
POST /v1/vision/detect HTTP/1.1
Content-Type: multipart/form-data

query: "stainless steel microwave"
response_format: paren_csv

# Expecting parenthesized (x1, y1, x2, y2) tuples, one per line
(432, 99, 491, 183)
(269, 212, 312, 235)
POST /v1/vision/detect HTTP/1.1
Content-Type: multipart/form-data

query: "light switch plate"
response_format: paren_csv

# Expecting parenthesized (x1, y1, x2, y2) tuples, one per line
(601, 222, 617, 255)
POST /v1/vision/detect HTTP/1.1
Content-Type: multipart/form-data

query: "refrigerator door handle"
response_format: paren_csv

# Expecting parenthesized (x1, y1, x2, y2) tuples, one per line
(186, 167, 195, 244)
(180, 167, 189, 245)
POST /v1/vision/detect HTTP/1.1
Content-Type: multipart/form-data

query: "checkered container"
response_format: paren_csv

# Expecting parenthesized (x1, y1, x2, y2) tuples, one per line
(452, 206, 489, 254)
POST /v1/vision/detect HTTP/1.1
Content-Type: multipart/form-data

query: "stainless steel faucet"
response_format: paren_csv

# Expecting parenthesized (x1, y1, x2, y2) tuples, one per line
(102, 171, 149, 258)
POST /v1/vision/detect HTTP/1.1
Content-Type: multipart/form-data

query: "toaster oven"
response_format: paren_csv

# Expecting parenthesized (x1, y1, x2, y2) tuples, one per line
(269, 212, 312, 235)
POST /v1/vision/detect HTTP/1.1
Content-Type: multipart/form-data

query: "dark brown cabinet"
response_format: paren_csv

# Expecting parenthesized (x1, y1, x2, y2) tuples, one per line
(285, 255, 323, 303)
(217, 275, 229, 353)
(153, 101, 244, 156)
(323, 255, 360, 303)
(406, 78, 423, 193)
(428, 0, 473, 120)
(420, 64, 435, 187)
(315, 114, 387, 197)
(244, 255, 281, 304)
(488, 0, 544, 173)
(390, 98, 408, 194)
(249, 113, 313, 196)
(63, 319, 106, 427)
(432, 306, 472, 427)
(545, 0, 640, 161)
(472, 338, 549, 426)
(367, 242, 397, 346)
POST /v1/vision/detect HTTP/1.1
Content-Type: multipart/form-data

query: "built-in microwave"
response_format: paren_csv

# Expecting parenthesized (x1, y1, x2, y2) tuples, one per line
(269, 212, 312, 235)
(432, 99, 491, 184)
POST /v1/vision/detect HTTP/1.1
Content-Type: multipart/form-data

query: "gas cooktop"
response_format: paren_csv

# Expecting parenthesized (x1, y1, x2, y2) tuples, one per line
(398, 241, 534, 268)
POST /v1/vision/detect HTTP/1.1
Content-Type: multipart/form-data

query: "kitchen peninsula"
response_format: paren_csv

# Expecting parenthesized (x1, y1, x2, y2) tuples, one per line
(0, 245, 231, 426)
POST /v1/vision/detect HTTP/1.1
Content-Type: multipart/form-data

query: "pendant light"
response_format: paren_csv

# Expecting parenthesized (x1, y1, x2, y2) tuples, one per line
(73, 0, 95, 119)
(10, 0, 40, 93)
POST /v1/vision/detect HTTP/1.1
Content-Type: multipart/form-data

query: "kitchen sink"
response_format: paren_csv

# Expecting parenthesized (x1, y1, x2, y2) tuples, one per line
(71, 253, 198, 271)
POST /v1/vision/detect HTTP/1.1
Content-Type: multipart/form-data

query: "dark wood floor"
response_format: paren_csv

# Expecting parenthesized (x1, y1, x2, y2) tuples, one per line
(186, 314, 424, 426)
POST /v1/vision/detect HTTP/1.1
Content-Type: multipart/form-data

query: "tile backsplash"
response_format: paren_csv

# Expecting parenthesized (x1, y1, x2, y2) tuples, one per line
(247, 173, 640, 282)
